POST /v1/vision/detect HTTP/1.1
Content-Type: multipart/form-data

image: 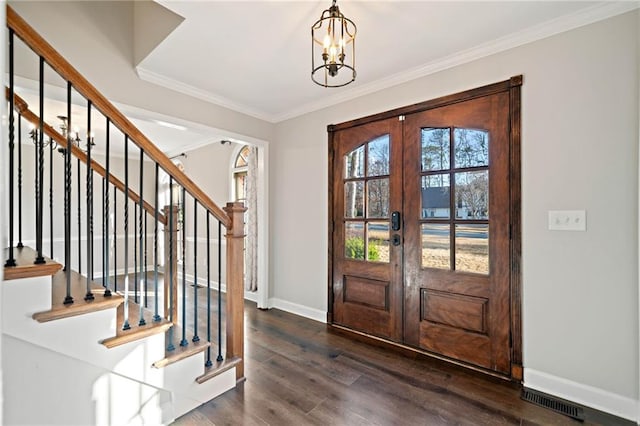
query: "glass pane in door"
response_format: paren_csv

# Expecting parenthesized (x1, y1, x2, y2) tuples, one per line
(344, 181, 364, 218)
(421, 224, 451, 269)
(368, 135, 390, 176)
(367, 178, 389, 218)
(345, 145, 365, 178)
(455, 224, 489, 274)
(345, 222, 365, 260)
(454, 171, 488, 220)
(421, 128, 450, 171)
(454, 128, 489, 168)
(368, 222, 389, 263)
(421, 174, 450, 219)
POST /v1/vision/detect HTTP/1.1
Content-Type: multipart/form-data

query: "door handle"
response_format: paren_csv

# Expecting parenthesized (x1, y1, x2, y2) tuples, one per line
(391, 211, 401, 231)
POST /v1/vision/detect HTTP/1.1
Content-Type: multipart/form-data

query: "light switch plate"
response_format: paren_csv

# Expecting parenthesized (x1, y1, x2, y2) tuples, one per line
(548, 210, 586, 231)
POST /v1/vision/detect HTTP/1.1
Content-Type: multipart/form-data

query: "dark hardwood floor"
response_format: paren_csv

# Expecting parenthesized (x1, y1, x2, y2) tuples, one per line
(172, 302, 631, 426)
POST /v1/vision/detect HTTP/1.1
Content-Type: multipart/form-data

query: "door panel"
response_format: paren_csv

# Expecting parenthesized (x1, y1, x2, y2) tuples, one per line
(332, 118, 403, 341)
(403, 93, 511, 374)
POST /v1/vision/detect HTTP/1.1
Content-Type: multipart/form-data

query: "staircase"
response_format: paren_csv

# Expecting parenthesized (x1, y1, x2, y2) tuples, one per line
(2, 6, 246, 425)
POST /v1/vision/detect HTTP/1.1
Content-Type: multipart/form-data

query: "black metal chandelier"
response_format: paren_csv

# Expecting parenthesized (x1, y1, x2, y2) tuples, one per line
(311, 0, 357, 88)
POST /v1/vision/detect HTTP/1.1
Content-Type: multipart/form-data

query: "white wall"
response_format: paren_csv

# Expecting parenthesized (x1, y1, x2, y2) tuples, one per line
(272, 10, 639, 419)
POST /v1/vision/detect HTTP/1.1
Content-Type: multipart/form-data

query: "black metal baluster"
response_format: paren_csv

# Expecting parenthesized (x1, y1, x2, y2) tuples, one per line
(113, 185, 117, 293)
(49, 137, 54, 258)
(104, 119, 112, 297)
(167, 176, 175, 352)
(144, 212, 148, 308)
(180, 187, 188, 347)
(5, 29, 16, 267)
(77, 150, 82, 274)
(102, 176, 105, 286)
(192, 199, 199, 343)
(153, 163, 160, 322)
(85, 101, 94, 300)
(205, 212, 212, 367)
(217, 220, 223, 362)
(17, 112, 23, 249)
(63, 82, 73, 305)
(123, 136, 130, 330)
(34, 56, 45, 265)
(134, 202, 138, 303)
(138, 149, 146, 326)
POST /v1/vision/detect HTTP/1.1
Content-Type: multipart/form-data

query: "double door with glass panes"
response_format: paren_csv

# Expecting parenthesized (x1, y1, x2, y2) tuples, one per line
(331, 91, 512, 375)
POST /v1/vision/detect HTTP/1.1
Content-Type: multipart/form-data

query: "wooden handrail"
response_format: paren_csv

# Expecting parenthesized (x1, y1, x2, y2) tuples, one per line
(7, 88, 167, 226)
(7, 5, 230, 228)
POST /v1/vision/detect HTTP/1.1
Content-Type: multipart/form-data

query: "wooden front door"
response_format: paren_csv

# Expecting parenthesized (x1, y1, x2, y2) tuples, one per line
(331, 117, 404, 342)
(329, 78, 521, 377)
(402, 92, 511, 374)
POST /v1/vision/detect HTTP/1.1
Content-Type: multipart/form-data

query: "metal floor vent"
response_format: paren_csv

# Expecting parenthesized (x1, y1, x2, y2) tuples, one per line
(521, 388, 585, 422)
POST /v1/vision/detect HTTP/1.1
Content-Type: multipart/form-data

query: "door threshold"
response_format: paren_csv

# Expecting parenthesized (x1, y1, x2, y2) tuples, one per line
(329, 323, 519, 383)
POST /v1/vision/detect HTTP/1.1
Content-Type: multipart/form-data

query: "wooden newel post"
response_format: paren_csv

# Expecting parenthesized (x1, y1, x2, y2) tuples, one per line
(163, 205, 179, 323)
(224, 201, 247, 381)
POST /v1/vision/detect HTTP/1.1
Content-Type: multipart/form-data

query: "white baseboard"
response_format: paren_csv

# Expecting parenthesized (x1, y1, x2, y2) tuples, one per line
(244, 291, 258, 303)
(524, 368, 638, 422)
(267, 298, 326, 324)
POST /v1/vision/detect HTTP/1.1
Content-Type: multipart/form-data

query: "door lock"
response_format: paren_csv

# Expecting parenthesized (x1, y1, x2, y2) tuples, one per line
(392, 234, 401, 246)
(391, 211, 401, 231)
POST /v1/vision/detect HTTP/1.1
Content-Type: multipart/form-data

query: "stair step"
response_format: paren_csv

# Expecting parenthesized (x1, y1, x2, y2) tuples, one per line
(195, 356, 242, 384)
(3, 246, 62, 281)
(100, 301, 172, 349)
(32, 270, 123, 322)
(152, 323, 211, 368)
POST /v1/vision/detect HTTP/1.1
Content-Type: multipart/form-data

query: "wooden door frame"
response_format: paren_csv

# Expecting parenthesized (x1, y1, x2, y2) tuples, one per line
(327, 75, 523, 381)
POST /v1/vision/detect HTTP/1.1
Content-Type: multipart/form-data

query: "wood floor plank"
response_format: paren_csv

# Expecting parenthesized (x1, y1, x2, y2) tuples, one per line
(245, 360, 323, 414)
(172, 304, 635, 426)
(306, 396, 379, 426)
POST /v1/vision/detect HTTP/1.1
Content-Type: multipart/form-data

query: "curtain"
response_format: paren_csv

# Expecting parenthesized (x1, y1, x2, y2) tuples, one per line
(245, 146, 258, 291)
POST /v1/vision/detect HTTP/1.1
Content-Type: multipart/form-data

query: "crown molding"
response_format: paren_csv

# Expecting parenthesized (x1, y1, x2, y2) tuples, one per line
(138, 2, 639, 124)
(135, 66, 273, 123)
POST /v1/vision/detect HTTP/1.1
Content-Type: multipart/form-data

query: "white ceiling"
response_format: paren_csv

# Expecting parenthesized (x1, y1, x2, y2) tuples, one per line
(135, 1, 636, 123)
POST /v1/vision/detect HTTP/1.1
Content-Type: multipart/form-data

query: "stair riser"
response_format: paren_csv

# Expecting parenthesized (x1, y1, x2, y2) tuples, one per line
(3, 335, 174, 425)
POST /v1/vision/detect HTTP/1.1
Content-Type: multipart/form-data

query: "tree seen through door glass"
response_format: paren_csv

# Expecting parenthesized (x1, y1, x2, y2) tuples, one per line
(455, 171, 488, 219)
(454, 128, 489, 168)
(421, 128, 450, 171)
(367, 135, 390, 176)
(345, 145, 365, 178)
(344, 181, 364, 218)
(367, 178, 389, 218)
